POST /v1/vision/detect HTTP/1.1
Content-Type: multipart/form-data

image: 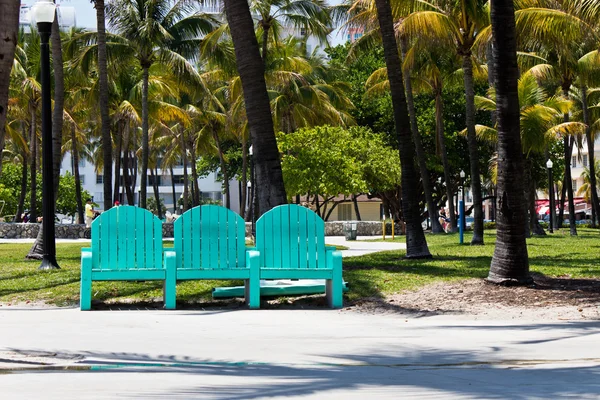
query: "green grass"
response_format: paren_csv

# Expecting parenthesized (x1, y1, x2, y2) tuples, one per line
(0, 229, 598, 306)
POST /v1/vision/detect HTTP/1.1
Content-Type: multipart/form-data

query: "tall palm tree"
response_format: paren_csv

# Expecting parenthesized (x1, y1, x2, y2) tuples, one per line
(576, 160, 600, 205)
(0, 0, 20, 177)
(93, 0, 113, 211)
(403, 0, 490, 244)
(488, 0, 530, 284)
(105, 0, 216, 208)
(373, 0, 431, 258)
(252, 0, 331, 67)
(223, 0, 288, 216)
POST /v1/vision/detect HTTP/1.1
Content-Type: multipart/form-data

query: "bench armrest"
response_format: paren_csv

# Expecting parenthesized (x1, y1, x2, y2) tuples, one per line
(81, 247, 92, 253)
(325, 245, 337, 252)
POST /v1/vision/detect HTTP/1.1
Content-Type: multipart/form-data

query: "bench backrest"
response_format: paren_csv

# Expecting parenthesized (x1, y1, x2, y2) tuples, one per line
(255, 204, 327, 269)
(173, 205, 246, 270)
(90, 205, 163, 270)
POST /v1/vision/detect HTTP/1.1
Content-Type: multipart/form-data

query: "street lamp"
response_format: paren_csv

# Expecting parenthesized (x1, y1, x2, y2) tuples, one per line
(546, 159, 555, 233)
(33, 0, 60, 270)
(459, 169, 466, 231)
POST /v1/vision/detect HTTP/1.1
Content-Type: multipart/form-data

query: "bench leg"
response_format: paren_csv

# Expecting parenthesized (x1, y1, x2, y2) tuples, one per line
(80, 253, 92, 311)
(326, 251, 343, 309)
(164, 251, 176, 310)
(246, 250, 261, 309)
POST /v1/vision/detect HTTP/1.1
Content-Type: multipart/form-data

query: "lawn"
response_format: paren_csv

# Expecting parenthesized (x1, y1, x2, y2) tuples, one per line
(0, 229, 598, 306)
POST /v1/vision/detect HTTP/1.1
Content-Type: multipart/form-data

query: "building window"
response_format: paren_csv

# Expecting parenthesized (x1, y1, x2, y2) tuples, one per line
(583, 154, 588, 167)
(572, 156, 577, 167)
(338, 203, 352, 221)
(96, 174, 103, 184)
(148, 175, 162, 186)
(172, 175, 185, 185)
(79, 158, 85, 167)
(354, 33, 362, 40)
(347, 34, 351, 41)
(572, 180, 577, 192)
(300, 28, 306, 36)
(80, 174, 85, 185)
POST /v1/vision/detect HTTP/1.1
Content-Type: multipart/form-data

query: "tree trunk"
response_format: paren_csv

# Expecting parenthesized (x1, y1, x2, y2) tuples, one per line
(140, 66, 150, 209)
(462, 54, 484, 245)
(436, 90, 457, 232)
(191, 152, 200, 206)
(94, 0, 112, 211)
(561, 85, 577, 236)
(0, 0, 20, 177)
(170, 166, 177, 213)
(374, 0, 431, 258)
(213, 130, 230, 208)
(113, 123, 123, 205)
(181, 130, 189, 212)
(352, 194, 361, 221)
(488, 0, 530, 284)
(581, 86, 600, 228)
(29, 107, 37, 222)
(122, 126, 134, 205)
(223, 0, 287, 216)
(150, 167, 162, 218)
(71, 125, 84, 224)
(400, 37, 442, 233)
(240, 144, 248, 218)
(14, 151, 28, 223)
(558, 177, 566, 227)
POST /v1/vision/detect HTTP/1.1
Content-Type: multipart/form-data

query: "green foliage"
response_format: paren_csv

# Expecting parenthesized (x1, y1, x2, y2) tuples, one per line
(0, 165, 89, 218)
(325, 44, 395, 139)
(278, 125, 400, 200)
(147, 197, 166, 219)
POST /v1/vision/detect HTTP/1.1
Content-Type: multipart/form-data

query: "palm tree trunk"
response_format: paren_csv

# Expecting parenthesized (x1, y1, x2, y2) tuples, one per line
(181, 132, 189, 212)
(14, 151, 28, 223)
(561, 84, 577, 236)
(170, 166, 177, 213)
(436, 90, 457, 232)
(0, 0, 20, 177)
(488, 0, 530, 284)
(51, 16, 64, 197)
(71, 124, 84, 224)
(95, 0, 112, 211)
(212, 130, 230, 208)
(150, 167, 162, 218)
(581, 86, 600, 228)
(374, 0, 431, 258)
(462, 54, 484, 245)
(113, 123, 123, 205)
(140, 66, 150, 209)
(223, 0, 287, 216)
(29, 107, 37, 222)
(122, 125, 134, 205)
(240, 144, 248, 218)
(400, 37, 442, 234)
(558, 178, 566, 226)
(191, 154, 200, 206)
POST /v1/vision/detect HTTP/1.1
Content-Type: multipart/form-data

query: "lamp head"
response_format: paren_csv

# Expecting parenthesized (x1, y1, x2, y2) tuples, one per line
(546, 159, 553, 169)
(32, 0, 56, 24)
(460, 170, 465, 178)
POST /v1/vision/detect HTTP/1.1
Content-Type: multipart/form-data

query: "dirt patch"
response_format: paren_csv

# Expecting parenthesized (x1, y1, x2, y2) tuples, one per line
(347, 273, 600, 320)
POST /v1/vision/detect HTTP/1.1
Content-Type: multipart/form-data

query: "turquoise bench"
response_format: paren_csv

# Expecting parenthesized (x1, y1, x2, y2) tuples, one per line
(80, 206, 176, 310)
(169, 205, 260, 308)
(255, 204, 344, 308)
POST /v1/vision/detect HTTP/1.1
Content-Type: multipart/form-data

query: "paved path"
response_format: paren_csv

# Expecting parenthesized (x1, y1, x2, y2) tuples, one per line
(0, 308, 599, 399)
(0, 236, 406, 258)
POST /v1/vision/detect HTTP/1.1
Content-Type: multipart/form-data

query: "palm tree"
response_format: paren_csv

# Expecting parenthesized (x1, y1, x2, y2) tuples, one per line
(105, 0, 216, 209)
(0, 0, 20, 177)
(576, 160, 600, 205)
(373, 0, 431, 258)
(93, 0, 113, 211)
(488, 0, 530, 284)
(252, 0, 331, 67)
(402, 0, 490, 244)
(223, 0, 288, 216)
(514, 1, 600, 235)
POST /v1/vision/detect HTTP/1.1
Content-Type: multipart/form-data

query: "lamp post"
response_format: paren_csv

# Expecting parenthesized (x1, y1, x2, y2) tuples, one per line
(460, 169, 466, 230)
(34, 0, 60, 270)
(546, 159, 555, 233)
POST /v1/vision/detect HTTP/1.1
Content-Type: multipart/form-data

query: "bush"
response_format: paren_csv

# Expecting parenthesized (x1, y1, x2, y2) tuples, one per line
(483, 221, 496, 230)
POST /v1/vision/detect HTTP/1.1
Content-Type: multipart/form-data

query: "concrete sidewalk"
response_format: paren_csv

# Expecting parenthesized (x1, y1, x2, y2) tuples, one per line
(1, 308, 599, 399)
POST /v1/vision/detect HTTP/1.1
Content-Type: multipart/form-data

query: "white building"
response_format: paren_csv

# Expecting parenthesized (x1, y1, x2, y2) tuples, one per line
(60, 153, 241, 215)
